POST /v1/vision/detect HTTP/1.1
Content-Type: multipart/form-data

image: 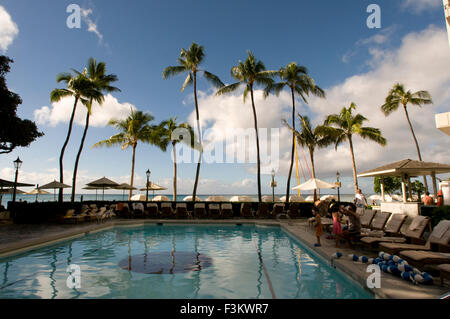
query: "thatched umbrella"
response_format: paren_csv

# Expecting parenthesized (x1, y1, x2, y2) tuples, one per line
(39, 180, 71, 201)
(86, 177, 119, 201)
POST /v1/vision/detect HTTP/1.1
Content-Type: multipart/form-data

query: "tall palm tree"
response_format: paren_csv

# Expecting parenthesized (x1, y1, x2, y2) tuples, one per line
(265, 62, 325, 203)
(158, 118, 195, 201)
(163, 42, 224, 202)
(71, 58, 120, 202)
(381, 83, 433, 191)
(283, 114, 334, 201)
(216, 51, 276, 203)
(50, 71, 91, 202)
(320, 103, 387, 192)
(93, 109, 166, 199)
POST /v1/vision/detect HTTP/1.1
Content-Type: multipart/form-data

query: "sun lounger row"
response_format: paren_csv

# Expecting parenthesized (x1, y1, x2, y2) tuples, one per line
(61, 204, 116, 224)
(113, 202, 296, 219)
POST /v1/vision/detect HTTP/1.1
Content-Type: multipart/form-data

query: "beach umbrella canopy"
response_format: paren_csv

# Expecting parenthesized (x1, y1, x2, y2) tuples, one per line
(280, 195, 305, 202)
(152, 195, 170, 202)
(26, 188, 50, 195)
(183, 196, 201, 202)
(230, 196, 253, 202)
(206, 196, 228, 202)
(139, 183, 168, 200)
(115, 183, 137, 200)
(305, 195, 315, 202)
(0, 178, 34, 188)
(0, 188, 25, 194)
(39, 180, 71, 201)
(86, 177, 119, 201)
(262, 195, 281, 202)
(320, 195, 338, 201)
(131, 194, 147, 201)
(292, 178, 336, 191)
(369, 194, 382, 201)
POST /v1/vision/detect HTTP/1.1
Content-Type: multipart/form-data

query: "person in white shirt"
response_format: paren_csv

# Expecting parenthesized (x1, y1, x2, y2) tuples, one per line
(354, 189, 367, 215)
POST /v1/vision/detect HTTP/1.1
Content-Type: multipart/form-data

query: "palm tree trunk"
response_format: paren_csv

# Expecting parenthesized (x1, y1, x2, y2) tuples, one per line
(129, 144, 137, 199)
(250, 86, 262, 203)
(173, 142, 177, 201)
(71, 109, 90, 202)
(58, 97, 79, 202)
(309, 148, 317, 201)
(285, 87, 296, 204)
(348, 135, 359, 193)
(192, 71, 202, 203)
(403, 104, 429, 192)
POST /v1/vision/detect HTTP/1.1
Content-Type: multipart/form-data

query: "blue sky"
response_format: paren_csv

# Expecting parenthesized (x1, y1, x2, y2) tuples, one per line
(0, 0, 449, 196)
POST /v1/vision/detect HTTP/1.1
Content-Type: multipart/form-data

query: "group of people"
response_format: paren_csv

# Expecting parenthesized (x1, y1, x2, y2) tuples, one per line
(313, 189, 368, 248)
(312, 197, 362, 248)
(421, 190, 444, 207)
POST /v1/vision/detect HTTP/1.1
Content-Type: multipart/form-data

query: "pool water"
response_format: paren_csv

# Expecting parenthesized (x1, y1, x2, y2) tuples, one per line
(0, 225, 373, 299)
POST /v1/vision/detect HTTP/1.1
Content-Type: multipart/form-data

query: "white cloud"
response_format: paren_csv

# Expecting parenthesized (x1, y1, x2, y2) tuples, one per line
(184, 25, 450, 193)
(34, 94, 136, 128)
(81, 8, 103, 42)
(309, 25, 450, 180)
(401, 0, 443, 13)
(0, 6, 19, 52)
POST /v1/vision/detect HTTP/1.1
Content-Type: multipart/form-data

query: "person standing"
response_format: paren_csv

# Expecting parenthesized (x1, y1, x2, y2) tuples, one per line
(421, 192, 434, 206)
(354, 189, 367, 215)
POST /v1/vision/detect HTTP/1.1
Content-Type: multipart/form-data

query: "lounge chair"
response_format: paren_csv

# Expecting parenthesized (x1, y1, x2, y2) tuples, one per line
(256, 203, 270, 218)
(194, 203, 207, 218)
(175, 203, 189, 219)
(95, 207, 108, 222)
(132, 203, 145, 218)
(145, 203, 159, 218)
(62, 209, 83, 224)
(208, 204, 221, 219)
(221, 203, 233, 218)
(360, 209, 377, 228)
(437, 264, 450, 286)
(240, 203, 253, 218)
(379, 217, 446, 255)
(271, 203, 285, 217)
(160, 203, 174, 218)
(288, 203, 301, 219)
(399, 250, 450, 269)
(360, 214, 407, 248)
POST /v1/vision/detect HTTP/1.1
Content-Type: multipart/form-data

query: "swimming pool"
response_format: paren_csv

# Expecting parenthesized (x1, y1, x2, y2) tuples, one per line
(0, 224, 373, 299)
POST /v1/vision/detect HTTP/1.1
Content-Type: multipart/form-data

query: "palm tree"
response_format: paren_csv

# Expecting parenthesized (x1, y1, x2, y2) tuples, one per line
(320, 103, 387, 192)
(265, 62, 325, 204)
(216, 51, 276, 203)
(93, 109, 166, 199)
(163, 42, 224, 202)
(381, 83, 433, 191)
(283, 114, 334, 201)
(50, 71, 91, 202)
(71, 58, 120, 202)
(158, 118, 195, 201)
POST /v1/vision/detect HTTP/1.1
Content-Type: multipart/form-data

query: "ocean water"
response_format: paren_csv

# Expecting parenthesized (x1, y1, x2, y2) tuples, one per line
(0, 193, 361, 206)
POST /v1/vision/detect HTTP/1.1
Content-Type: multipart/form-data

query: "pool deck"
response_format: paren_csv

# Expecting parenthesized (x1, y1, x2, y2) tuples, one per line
(0, 219, 448, 299)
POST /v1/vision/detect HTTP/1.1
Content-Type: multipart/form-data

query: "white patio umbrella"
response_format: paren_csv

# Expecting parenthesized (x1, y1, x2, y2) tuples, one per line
(369, 194, 382, 201)
(152, 195, 170, 202)
(320, 195, 338, 201)
(131, 194, 147, 201)
(230, 196, 253, 202)
(206, 196, 228, 202)
(292, 178, 337, 191)
(183, 195, 201, 202)
(280, 195, 305, 202)
(262, 195, 281, 202)
(304, 195, 315, 202)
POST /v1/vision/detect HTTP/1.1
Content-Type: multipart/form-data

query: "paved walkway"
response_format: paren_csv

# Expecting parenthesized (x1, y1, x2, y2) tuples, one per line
(0, 219, 448, 299)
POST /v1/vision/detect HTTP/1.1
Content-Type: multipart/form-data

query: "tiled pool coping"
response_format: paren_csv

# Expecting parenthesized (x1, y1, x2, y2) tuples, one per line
(0, 219, 448, 299)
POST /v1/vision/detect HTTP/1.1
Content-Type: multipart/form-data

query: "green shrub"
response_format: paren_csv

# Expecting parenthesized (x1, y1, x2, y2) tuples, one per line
(431, 206, 450, 227)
